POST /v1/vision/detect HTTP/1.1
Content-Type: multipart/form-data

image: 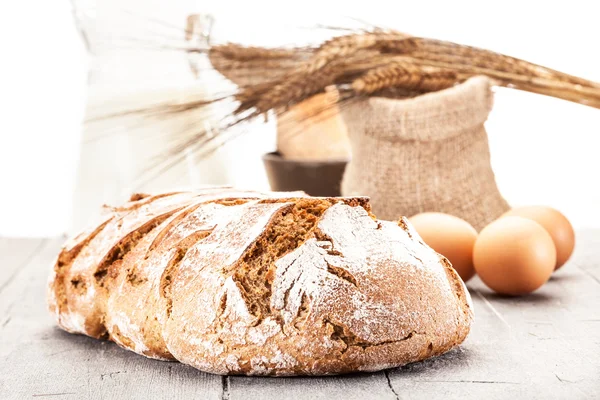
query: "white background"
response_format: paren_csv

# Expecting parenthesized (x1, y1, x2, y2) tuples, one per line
(0, 0, 598, 236)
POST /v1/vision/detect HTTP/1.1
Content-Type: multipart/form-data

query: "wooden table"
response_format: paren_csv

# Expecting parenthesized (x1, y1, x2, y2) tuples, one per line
(1, 233, 599, 399)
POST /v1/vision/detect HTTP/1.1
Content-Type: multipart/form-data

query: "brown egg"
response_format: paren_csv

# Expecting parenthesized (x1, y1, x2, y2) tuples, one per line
(503, 206, 575, 270)
(473, 216, 556, 296)
(409, 212, 478, 282)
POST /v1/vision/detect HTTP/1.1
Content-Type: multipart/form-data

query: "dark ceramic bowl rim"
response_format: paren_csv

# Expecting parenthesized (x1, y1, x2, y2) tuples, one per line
(262, 151, 350, 166)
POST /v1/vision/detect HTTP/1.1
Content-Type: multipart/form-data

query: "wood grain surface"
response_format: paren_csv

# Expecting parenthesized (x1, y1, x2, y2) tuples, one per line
(1, 232, 598, 399)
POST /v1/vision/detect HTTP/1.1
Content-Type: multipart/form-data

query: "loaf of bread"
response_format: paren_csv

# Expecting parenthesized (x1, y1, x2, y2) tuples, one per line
(48, 187, 473, 375)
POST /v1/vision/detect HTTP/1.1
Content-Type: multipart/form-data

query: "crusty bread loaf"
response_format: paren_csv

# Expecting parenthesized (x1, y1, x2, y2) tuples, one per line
(48, 187, 473, 375)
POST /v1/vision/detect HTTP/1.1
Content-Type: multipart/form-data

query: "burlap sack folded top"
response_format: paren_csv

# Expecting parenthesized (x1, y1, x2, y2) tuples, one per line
(341, 76, 509, 230)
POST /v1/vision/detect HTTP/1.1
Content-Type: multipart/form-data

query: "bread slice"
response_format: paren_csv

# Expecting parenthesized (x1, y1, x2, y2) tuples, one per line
(48, 189, 472, 375)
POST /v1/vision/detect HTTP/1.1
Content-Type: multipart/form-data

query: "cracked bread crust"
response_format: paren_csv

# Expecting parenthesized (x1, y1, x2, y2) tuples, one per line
(48, 189, 472, 376)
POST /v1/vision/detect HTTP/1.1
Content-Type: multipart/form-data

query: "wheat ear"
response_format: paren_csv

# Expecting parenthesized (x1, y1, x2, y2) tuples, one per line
(351, 62, 459, 95)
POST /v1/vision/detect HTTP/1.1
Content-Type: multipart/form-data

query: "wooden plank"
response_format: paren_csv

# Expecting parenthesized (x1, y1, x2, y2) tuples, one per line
(387, 231, 600, 399)
(0, 237, 223, 400)
(2, 231, 600, 399)
(228, 373, 397, 400)
(0, 237, 47, 293)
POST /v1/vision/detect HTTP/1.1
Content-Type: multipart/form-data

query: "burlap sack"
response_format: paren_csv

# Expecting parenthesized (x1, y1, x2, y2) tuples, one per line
(341, 76, 509, 230)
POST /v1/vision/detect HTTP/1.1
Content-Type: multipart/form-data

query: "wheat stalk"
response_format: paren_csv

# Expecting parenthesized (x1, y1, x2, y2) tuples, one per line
(301, 31, 409, 73)
(209, 58, 301, 86)
(401, 57, 600, 102)
(209, 43, 305, 61)
(244, 50, 378, 114)
(101, 29, 600, 179)
(207, 32, 600, 113)
(420, 39, 599, 87)
(351, 62, 459, 95)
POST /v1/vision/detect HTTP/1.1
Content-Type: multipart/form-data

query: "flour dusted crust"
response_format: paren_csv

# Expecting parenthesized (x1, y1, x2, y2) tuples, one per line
(48, 188, 473, 376)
